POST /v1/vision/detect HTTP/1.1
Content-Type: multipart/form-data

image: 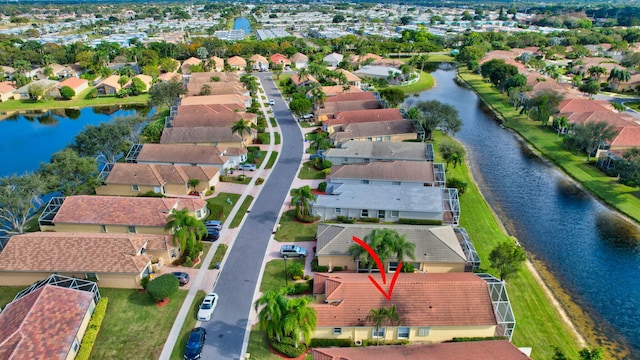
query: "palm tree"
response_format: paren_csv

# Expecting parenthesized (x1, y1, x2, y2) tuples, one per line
(282, 296, 317, 348)
(231, 120, 252, 147)
(607, 68, 631, 90)
(588, 66, 607, 79)
(164, 208, 207, 258)
(385, 304, 401, 327)
(187, 178, 200, 193)
(310, 131, 331, 152)
(254, 290, 287, 342)
(393, 236, 416, 264)
(349, 228, 397, 273)
(290, 185, 317, 220)
(297, 66, 310, 81)
(366, 307, 386, 345)
(309, 84, 326, 109)
(13, 59, 31, 75)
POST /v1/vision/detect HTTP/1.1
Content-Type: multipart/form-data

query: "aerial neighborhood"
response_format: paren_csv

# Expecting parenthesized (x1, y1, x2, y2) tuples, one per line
(1, 1, 640, 360)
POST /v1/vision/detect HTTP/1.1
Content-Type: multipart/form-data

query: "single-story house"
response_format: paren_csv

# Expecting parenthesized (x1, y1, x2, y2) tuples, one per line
(210, 56, 224, 72)
(185, 72, 244, 97)
(227, 56, 247, 70)
(127, 143, 234, 173)
(323, 108, 405, 134)
(250, 54, 269, 71)
(320, 85, 363, 97)
(312, 183, 460, 225)
(169, 104, 256, 128)
(130, 74, 153, 92)
(158, 72, 180, 82)
(329, 119, 417, 145)
(96, 163, 219, 196)
(161, 126, 253, 148)
(0, 232, 177, 288)
(354, 65, 402, 80)
(324, 140, 434, 164)
(38, 195, 208, 233)
(49, 63, 82, 79)
(270, 53, 291, 66)
(336, 68, 361, 88)
(328, 160, 445, 187)
(0, 279, 97, 359)
(315, 223, 479, 273)
(56, 77, 89, 97)
(95, 74, 122, 95)
(290, 52, 309, 69)
(13, 79, 58, 100)
(291, 74, 318, 87)
(323, 52, 344, 67)
(181, 57, 202, 74)
(311, 340, 531, 360)
(1, 65, 15, 80)
(0, 81, 17, 102)
(311, 272, 514, 343)
(180, 94, 251, 108)
(317, 92, 381, 122)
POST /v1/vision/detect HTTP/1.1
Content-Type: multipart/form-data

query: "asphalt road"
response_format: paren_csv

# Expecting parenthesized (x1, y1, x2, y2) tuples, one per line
(201, 73, 303, 359)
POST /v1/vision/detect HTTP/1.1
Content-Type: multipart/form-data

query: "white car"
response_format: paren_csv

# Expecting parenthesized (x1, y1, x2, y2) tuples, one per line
(269, 99, 275, 106)
(197, 293, 219, 321)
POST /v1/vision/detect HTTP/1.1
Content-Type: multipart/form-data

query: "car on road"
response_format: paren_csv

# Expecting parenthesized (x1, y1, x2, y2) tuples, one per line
(280, 245, 308, 258)
(269, 99, 275, 106)
(184, 327, 206, 360)
(173, 272, 190, 286)
(238, 163, 256, 171)
(204, 220, 222, 231)
(197, 293, 219, 321)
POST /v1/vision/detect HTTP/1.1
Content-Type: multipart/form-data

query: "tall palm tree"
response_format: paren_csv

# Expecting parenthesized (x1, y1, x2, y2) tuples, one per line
(366, 307, 386, 345)
(607, 68, 631, 90)
(297, 66, 310, 81)
(310, 131, 331, 152)
(231, 119, 252, 147)
(393, 236, 416, 264)
(588, 66, 607, 79)
(164, 208, 207, 257)
(282, 296, 317, 348)
(254, 290, 287, 342)
(349, 228, 397, 273)
(188, 178, 200, 193)
(384, 304, 401, 327)
(309, 84, 327, 109)
(291, 185, 317, 219)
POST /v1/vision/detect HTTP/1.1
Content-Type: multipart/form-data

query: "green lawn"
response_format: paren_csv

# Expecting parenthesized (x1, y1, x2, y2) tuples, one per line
(274, 132, 281, 145)
(206, 193, 242, 222)
(247, 325, 281, 360)
(230, 195, 254, 228)
(169, 291, 207, 360)
(90, 288, 188, 360)
(624, 101, 640, 112)
(270, 117, 277, 127)
(0, 286, 23, 309)
(209, 243, 228, 269)
(273, 74, 292, 92)
(265, 151, 278, 169)
(298, 162, 326, 180)
(260, 258, 306, 293)
(392, 71, 435, 94)
(274, 209, 317, 242)
(0, 90, 149, 112)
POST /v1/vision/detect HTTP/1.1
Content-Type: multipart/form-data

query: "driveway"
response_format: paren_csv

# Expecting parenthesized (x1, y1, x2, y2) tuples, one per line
(200, 72, 303, 359)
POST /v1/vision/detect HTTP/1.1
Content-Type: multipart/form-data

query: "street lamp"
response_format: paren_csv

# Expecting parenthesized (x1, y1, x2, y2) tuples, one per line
(283, 255, 288, 287)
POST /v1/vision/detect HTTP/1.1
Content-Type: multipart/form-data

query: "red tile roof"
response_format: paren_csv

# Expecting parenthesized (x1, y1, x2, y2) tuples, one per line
(270, 53, 291, 64)
(324, 92, 377, 103)
(0, 81, 16, 93)
(52, 195, 206, 227)
(291, 74, 318, 86)
(312, 273, 497, 327)
(160, 127, 246, 144)
(312, 340, 530, 360)
(0, 285, 94, 360)
(0, 232, 166, 273)
(325, 108, 404, 127)
(135, 144, 228, 165)
(557, 99, 611, 114)
(57, 77, 88, 90)
(610, 125, 640, 148)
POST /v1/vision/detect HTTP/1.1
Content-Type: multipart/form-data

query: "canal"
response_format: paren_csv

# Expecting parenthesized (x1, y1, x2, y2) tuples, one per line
(404, 67, 640, 356)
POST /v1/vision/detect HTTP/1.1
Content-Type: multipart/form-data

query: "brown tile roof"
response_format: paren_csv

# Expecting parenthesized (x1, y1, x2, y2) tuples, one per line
(187, 81, 246, 96)
(290, 52, 309, 63)
(291, 74, 318, 86)
(158, 72, 180, 82)
(160, 126, 246, 144)
(557, 99, 611, 114)
(565, 111, 635, 131)
(325, 108, 404, 127)
(227, 56, 246, 67)
(52, 195, 206, 227)
(223, 147, 248, 156)
(182, 57, 202, 67)
(0, 285, 94, 360)
(336, 68, 361, 82)
(57, 77, 87, 90)
(321, 85, 363, 97)
(135, 144, 228, 165)
(172, 104, 253, 127)
(133, 74, 153, 89)
(324, 92, 377, 103)
(104, 163, 217, 186)
(312, 340, 530, 360)
(249, 54, 268, 64)
(0, 81, 16, 93)
(312, 273, 497, 327)
(186, 72, 242, 94)
(319, 100, 381, 118)
(98, 74, 122, 91)
(210, 56, 224, 69)
(330, 120, 415, 142)
(330, 160, 436, 183)
(610, 124, 640, 148)
(180, 94, 250, 107)
(0, 232, 164, 273)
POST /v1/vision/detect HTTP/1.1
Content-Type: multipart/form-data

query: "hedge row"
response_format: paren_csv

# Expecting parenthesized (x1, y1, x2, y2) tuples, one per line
(398, 218, 443, 225)
(75, 297, 109, 360)
(270, 337, 307, 358)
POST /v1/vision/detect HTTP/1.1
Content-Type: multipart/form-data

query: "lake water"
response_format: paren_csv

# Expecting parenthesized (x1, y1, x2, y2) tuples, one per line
(0, 105, 151, 177)
(233, 17, 251, 34)
(404, 68, 640, 356)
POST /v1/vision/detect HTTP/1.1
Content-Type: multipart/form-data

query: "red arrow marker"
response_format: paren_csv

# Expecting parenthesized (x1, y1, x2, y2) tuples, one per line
(352, 236, 403, 301)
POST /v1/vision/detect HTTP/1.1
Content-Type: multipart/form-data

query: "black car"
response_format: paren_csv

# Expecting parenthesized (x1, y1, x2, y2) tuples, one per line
(184, 327, 206, 360)
(172, 272, 190, 286)
(203, 228, 220, 242)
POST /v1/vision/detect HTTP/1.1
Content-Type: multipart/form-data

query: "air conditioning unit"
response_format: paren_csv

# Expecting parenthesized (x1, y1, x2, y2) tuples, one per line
(354, 339, 363, 346)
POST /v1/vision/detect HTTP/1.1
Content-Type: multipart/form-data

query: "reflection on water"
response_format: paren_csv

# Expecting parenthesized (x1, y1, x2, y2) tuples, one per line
(597, 214, 640, 251)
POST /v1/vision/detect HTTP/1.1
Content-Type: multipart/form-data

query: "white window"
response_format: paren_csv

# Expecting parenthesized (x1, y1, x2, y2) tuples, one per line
(372, 327, 385, 338)
(392, 181, 401, 186)
(154, 186, 162, 193)
(418, 327, 431, 336)
(361, 179, 370, 184)
(391, 211, 399, 217)
(131, 184, 139, 192)
(127, 226, 137, 234)
(397, 327, 410, 339)
(335, 208, 341, 214)
(333, 328, 342, 335)
(361, 209, 368, 217)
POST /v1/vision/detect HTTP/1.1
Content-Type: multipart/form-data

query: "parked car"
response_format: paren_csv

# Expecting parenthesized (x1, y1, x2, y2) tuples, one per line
(197, 293, 219, 321)
(310, 153, 323, 160)
(238, 163, 256, 171)
(269, 99, 275, 106)
(204, 220, 222, 231)
(184, 327, 206, 360)
(280, 245, 308, 258)
(173, 272, 190, 286)
(203, 228, 219, 242)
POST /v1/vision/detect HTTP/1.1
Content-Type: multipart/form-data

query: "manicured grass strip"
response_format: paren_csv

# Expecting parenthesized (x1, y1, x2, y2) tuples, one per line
(270, 117, 277, 127)
(274, 209, 317, 242)
(169, 291, 206, 360)
(194, 242, 212, 269)
(230, 195, 254, 228)
(206, 193, 242, 222)
(0, 286, 23, 309)
(274, 132, 281, 145)
(209, 244, 228, 269)
(247, 325, 281, 360)
(265, 151, 278, 169)
(624, 101, 640, 112)
(258, 132, 270, 144)
(0, 90, 149, 112)
(393, 71, 435, 94)
(90, 288, 188, 360)
(260, 258, 306, 293)
(298, 161, 325, 180)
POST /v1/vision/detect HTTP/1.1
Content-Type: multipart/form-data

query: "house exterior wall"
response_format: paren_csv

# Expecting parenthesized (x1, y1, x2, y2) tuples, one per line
(66, 302, 94, 360)
(329, 178, 424, 187)
(317, 256, 464, 273)
(313, 325, 496, 343)
(46, 223, 167, 234)
(71, 82, 89, 95)
(0, 91, 14, 102)
(348, 134, 417, 143)
(96, 84, 117, 95)
(148, 248, 178, 265)
(313, 206, 439, 222)
(96, 184, 164, 196)
(0, 271, 143, 288)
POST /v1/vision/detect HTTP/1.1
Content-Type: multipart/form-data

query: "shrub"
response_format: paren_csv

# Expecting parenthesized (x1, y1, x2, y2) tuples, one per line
(85, 88, 98, 99)
(304, 275, 311, 280)
(237, 174, 246, 181)
(219, 175, 233, 182)
(183, 258, 194, 267)
(446, 177, 468, 194)
(137, 190, 165, 198)
(270, 337, 307, 358)
(256, 177, 264, 185)
(75, 298, 109, 360)
(332, 266, 343, 272)
(309, 338, 353, 347)
(311, 258, 329, 273)
(358, 217, 380, 223)
(59, 85, 75, 100)
(140, 275, 151, 289)
(296, 214, 318, 223)
(257, 132, 270, 144)
(398, 218, 442, 225)
(172, 258, 184, 266)
(451, 336, 508, 342)
(285, 282, 310, 295)
(287, 262, 304, 279)
(362, 339, 409, 346)
(336, 216, 355, 224)
(147, 273, 179, 302)
(317, 182, 327, 192)
(401, 262, 415, 273)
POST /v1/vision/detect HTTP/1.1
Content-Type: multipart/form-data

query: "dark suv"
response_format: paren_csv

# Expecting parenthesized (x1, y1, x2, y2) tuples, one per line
(184, 327, 206, 359)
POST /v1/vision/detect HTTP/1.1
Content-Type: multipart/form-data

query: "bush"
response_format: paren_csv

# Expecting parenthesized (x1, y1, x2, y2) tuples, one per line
(183, 258, 194, 267)
(256, 177, 264, 185)
(451, 336, 508, 342)
(285, 282, 310, 295)
(398, 218, 442, 225)
(85, 88, 98, 99)
(59, 85, 75, 100)
(75, 298, 109, 360)
(336, 216, 355, 224)
(311, 258, 329, 272)
(304, 274, 311, 280)
(147, 273, 179, 302)
(140, 275, 151, 289)
(270, 337, 307, 358)
(296, 214, 318, 223)
(332, 266, 343, 272)
(362, 339, 409, 346)
(318, 182, 327, 192)
(401, 262, 415, 273)
(287, 262, 304, 279)
(137, 190, 164, 198)
(446, 177, 468, 194)
(172, 258, 184, 266)
(358, 217, 380, 223)
(309, 338, 353, 347)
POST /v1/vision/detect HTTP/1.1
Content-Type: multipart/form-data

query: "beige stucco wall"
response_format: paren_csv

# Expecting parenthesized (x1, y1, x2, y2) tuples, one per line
(164, 183, 190, 195)
(64, 299, 94, 360)
(317, 255, 355, 270)
(148, 249, 178, 264)
(49, 223, 167, 234)
(95, 184, 160, 196)
(422, 262, 465, 273)
(317, 256, 465, 273)
(313, 325, 496, 343)
(350, 134, 417, 142)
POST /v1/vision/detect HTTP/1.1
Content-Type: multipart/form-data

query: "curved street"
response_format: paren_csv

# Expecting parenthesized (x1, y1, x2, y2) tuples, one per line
(200, 72, 303, 359)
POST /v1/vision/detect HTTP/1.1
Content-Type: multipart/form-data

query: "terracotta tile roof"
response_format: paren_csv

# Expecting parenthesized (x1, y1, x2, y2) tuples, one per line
(172, 104, 253, 127)
(104, 163, 217, 186)
(290, 52, 309, 63)
(330, 120, 415, 142)
(57, 77, 87, 90)
(0, 232, 164, 273)
(250, 54, 268, 64)
(330, 160, 436, 183)
(135, 144, 228, 165)
(312, 273, 497, 327)
(316, 223, 467, 264)
(98, 74, 122, 91)
(336, 68, 361, 82)
(227, 56, 246, 67)
(312, 340, 530, 360)
(158, 72, 180, 82)
(564, 111, 635, 131)
(182, 57, 202, 67)
(223, 147, 248, 156)
(210, 56, 224, 69)
(0, 81, 16, 93)
(180, 94, 250, 107)
(319, 100, 381, 118)
(326, 108, 404, 127)
(133, 74, 153, 89)
(186, 72, 242, 96)
(610, 125, 640, 148)
(324, 92, 377, 103)
(321, 85, 363, 97)
(557, 99, 611, 113)
(161, 126, 246, 144)
(52, 195, 206, 227)
(270, 53, 291, 64)
(187, 81, 246, 96)
(0, 285, 94, 360)
(291, 74, 318, 86)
